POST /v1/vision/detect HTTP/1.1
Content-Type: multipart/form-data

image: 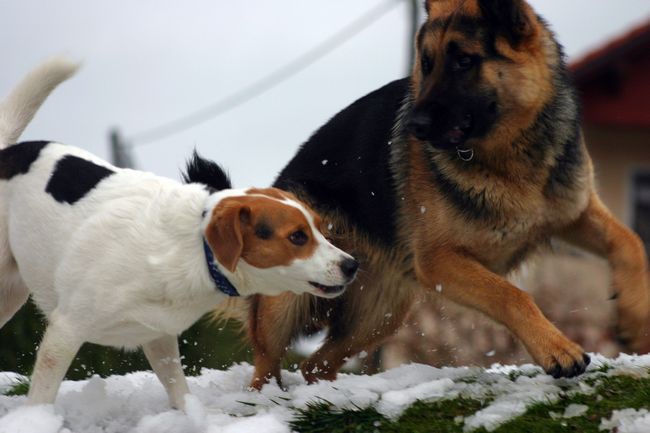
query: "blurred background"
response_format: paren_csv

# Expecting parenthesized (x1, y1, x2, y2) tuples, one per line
(0, 0, 649, 379)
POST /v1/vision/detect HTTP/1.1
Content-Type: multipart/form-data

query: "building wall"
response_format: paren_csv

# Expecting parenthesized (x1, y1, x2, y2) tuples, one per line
(585, 125, 650, 224)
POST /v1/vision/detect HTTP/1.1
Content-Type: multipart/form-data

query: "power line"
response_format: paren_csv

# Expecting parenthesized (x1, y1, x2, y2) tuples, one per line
(129, 0, 403, 146)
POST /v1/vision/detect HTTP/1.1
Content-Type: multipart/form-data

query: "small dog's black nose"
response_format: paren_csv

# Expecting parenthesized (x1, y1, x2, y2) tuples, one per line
(340, 258, 359, 280)
(406, 113, 430, 140)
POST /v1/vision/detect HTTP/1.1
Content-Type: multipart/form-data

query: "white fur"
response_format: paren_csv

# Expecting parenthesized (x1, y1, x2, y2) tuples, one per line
(0, 59, 354, 411)
(0, 56, 78, 147)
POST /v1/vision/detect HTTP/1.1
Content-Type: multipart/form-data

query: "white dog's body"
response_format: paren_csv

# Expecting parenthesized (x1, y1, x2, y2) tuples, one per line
(0, 58, 356, 409)
(4, 143, 219, 345)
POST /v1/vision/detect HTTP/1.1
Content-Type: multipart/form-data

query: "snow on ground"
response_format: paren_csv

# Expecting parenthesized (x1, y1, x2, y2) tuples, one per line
(0, 354, 649, 433)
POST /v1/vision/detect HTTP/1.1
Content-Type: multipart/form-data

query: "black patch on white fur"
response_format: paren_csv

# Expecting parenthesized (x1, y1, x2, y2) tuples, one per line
(46, 155, 115, 204)
(182, 150, 232, 192)
(0, 141, 49, 180)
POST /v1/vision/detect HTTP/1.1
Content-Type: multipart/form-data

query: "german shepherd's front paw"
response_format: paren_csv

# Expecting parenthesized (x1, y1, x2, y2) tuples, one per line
(545, 352, 591, 379)
(531, 334, 590, 379)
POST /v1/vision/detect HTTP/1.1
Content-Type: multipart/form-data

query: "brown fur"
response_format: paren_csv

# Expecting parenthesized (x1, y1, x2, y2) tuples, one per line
(245, 0, 650, 389)
(206, 192, 320, 271)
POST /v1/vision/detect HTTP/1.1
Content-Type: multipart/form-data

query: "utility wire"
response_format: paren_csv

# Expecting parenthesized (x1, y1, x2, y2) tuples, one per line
(129, 0, 403, 146)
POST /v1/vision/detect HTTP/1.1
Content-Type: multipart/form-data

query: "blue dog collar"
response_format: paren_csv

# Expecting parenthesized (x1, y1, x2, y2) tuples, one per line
(203, 239, 240, 297)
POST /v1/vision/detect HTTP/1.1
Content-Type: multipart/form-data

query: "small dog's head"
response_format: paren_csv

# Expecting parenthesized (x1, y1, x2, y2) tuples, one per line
(407, 0, 554, 153)
(204, 187, 358, 298)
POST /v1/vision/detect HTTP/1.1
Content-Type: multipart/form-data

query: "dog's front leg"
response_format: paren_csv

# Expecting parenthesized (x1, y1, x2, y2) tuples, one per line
(248, 294, 295, 391)
(414, 249, 590, 378)
(558, 193, 650, 352)
(28, 312, 83, 405)
(143, 335, 190, 410)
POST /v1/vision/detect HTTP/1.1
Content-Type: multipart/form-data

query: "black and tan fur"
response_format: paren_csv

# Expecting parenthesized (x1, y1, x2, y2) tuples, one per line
(224, 0, 650, 388)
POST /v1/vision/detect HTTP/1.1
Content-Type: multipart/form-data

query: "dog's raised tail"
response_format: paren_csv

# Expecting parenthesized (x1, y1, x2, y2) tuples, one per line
(0, 56, 79, 148)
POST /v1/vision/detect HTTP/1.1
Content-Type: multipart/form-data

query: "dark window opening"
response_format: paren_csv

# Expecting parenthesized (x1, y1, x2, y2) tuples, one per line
(632, 171, 650, 255)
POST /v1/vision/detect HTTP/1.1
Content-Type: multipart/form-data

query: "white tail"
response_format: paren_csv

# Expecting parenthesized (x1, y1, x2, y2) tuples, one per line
(0, 56, 79, 148)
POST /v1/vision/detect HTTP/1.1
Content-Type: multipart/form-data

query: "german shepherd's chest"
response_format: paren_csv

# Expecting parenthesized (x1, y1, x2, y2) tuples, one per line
(405, 146, 590, 275)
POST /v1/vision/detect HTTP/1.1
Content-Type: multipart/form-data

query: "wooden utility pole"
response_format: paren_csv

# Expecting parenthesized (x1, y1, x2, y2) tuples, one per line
(109, 128, 136, 169)
(407, 0, 420, 75)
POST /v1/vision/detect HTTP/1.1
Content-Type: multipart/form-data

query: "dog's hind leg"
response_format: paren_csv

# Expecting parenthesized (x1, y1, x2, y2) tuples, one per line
(300, 278, 415, 384)
(143, 335, 190, 410)
(558, 193, 650, 353)
(0, 206, 29, 329)
(0, 272, 29, 329)
(299, 314, 407, 384)
(300, 335, 351, 383)
(28, 311, 83, 404)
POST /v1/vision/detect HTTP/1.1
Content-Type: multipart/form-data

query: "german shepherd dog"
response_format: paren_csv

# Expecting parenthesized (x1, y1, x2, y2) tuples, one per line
(241, 0, 650, 389)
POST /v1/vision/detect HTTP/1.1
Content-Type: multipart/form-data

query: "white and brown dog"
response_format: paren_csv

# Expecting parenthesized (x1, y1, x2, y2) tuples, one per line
(0, 58, 358, 409)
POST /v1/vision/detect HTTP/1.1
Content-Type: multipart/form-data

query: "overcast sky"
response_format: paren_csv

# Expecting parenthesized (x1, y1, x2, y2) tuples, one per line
(1, 0, 648, 187)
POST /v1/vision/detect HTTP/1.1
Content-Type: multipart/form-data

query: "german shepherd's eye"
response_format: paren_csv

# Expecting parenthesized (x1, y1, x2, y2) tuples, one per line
(453, 55, 475, 71)
(289, 230, 308, 246)
(421, 54, 434, 76)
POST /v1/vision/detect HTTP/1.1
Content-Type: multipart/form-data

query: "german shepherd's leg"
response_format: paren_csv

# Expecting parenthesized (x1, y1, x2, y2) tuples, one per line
(300, 315, 406, 384)
(300, 335, 350, 384)
(248, 294, 301, 390)
(301, 339, 370, 384)
(415, 249, 590, 378)
(300, 277, 414, 383)
(558, 193, 650, 352)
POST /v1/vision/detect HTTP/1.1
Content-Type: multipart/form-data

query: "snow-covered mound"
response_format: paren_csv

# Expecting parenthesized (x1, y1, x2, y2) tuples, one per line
(1, 354, 649, 433)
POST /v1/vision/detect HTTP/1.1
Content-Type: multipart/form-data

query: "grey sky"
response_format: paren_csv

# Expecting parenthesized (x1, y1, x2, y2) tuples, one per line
(1, 0, 648, 187)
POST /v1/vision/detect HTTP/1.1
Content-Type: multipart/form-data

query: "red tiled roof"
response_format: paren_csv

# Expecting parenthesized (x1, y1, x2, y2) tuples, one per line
(571, 19, 650, 82)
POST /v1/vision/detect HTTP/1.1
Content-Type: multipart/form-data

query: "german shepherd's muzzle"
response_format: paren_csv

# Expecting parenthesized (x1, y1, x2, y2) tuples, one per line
(407, 45, 498, 154)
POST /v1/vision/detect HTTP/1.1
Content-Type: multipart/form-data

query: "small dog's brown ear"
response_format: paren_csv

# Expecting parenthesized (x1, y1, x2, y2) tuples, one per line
(479, 0, 535, 45)
(206, 202, 251, 273)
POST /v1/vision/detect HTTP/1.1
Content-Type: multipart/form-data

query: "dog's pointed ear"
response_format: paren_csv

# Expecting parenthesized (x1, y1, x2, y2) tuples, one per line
(423, 0, 447, 16)
(479, 0, 535, 45)
(206, 201, 252, 273)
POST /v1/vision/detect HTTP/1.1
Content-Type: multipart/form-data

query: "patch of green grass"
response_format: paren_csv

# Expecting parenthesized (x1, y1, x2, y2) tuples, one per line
(485, 375, 650, 433)
(290, 398, 487, 433)
(291, 373, 650, 433)
(391, 398, 488, 433)
(4, 377, 30, 396)
(291, 401, 386, 433)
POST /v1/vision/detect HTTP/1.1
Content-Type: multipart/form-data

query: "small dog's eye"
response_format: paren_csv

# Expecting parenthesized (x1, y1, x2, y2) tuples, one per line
(421, 54, 433, 76)
(288, 230, 308, 246)
(454, 55, 474, 71)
